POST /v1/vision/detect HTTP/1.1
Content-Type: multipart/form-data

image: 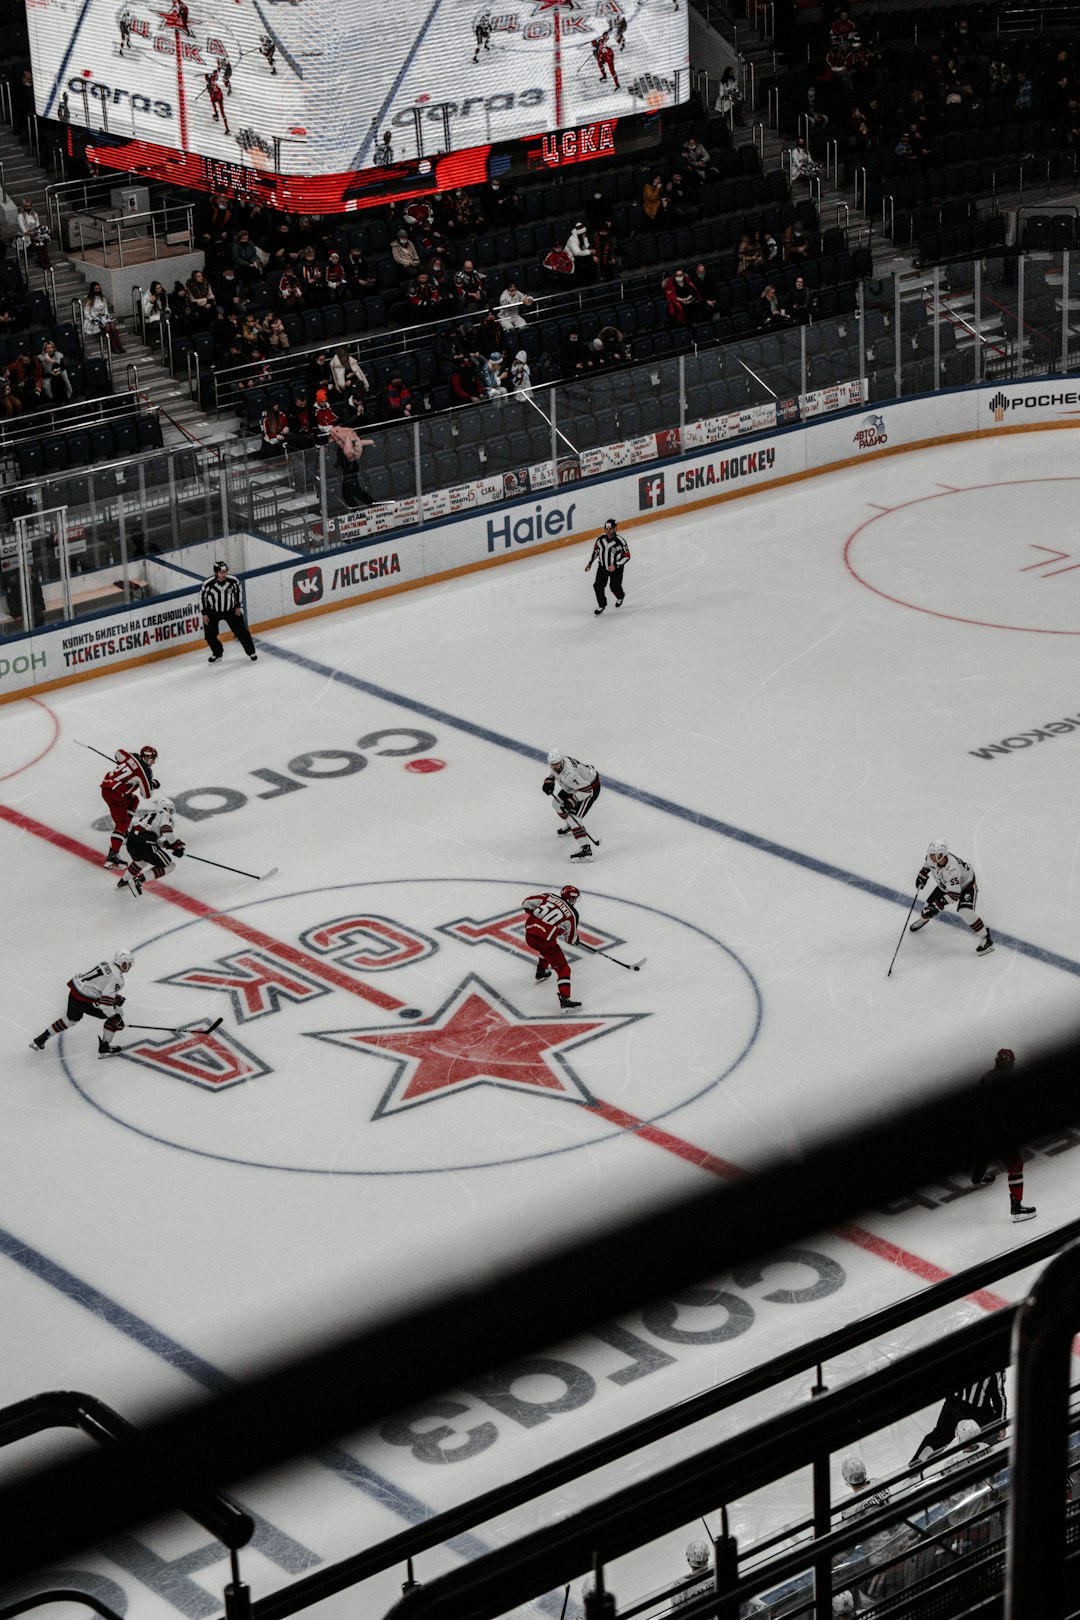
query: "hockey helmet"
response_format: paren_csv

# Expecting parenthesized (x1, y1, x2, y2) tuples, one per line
(926, 838, 948, 864)
(547, 748, 564, 769)
(561, 884, 580, 905)
(139, 744, 158, 763)
(841, 1456, 867, 1485)
(996, 1047, 1015, 1066)
(685, 1542, 710, 1570)
(156, 797, 176, 817)
(114, 948, 133, 974)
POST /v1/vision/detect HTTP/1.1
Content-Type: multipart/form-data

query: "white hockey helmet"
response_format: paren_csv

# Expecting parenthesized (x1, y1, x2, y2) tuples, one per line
(547, 748, 564, 769)
(841, 1456, 867, 1485)
(954, 1419, 981, 1445)
(156, 797, 176, 817)
(114, 948, 133, 974)
(685, 1541, 710, 1570)
(926, 838, 948, 864)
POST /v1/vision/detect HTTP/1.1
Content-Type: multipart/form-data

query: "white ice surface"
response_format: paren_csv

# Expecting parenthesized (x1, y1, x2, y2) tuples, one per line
(1, 431, 1078, 1620)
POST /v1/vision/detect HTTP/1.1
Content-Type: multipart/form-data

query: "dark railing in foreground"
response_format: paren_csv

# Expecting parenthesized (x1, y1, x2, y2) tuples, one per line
(0, 1043, 1078, 1614)
(248, 1211, 1080, 1620)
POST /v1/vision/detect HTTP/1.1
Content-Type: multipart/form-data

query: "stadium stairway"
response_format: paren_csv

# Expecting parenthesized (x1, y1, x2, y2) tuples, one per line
(0, 125, 231, 452)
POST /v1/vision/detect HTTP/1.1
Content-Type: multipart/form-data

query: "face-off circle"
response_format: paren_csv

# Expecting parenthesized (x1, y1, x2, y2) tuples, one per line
(62, 879, 762, 1177)
(844, 477, 1080, 634)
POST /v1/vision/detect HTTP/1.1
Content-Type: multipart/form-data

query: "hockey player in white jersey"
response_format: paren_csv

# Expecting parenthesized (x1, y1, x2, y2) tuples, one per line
(543, 748, 601, 863)
(117, 797, 186, 897)
(29, 949, 133, 1058)
(910, 840, 994, 953)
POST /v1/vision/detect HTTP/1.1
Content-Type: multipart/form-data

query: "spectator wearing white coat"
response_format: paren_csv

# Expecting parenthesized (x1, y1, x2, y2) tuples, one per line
(509, 350, 532, 395)
(565, 222, 598, 283)
(498, 280, 534, 331)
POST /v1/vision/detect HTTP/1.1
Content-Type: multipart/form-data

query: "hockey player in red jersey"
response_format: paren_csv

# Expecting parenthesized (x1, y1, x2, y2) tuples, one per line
(523, 885, 582, 1009)
(29, 948, 133, 1058)
(100, 744, 159, 869)
(118, 797, 186, 897)
(596, 34, 620, 88)
(543, 747, 600, 862)
(970, 1048, 1036, 1221)
(205, 71, 229, 133)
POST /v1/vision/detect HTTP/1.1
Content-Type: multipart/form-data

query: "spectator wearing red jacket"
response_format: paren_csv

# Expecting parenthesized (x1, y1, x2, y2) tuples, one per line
(663, 268, 703, 324)
(386, 376, 413, 417)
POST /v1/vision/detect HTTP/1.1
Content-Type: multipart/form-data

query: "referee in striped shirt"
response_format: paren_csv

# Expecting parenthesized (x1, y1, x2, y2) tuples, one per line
(201, 560, 257, 663)
(585, 518, 630, 615)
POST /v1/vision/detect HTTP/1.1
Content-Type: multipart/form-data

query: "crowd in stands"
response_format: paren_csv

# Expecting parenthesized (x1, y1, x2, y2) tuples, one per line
(784, 1, 1080, 254)
(128, 102, 873, 448)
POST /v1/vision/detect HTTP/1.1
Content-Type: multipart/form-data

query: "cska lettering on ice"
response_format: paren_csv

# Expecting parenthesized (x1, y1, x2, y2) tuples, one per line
(487, 503, 577, 552)
(677, 447, 776, 493)
(540, 121, 616, 167)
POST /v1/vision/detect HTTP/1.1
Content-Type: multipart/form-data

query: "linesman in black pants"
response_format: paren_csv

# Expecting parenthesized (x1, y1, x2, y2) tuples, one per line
(200, 559, 257, 663)
(585, 518, 630, 615)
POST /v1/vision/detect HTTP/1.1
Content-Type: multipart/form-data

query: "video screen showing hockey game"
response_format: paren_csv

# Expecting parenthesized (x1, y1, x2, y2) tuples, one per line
(28, 0, 688, 202)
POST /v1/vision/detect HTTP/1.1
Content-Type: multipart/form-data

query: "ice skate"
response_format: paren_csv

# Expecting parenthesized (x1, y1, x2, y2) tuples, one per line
(971, 1171, 996, 1186)
(976, 931, 995, 954)
(534, 964, 552, 983)
(909, 907, 935, 931)
(103, 852, 124, 869)
(559, 995, 581, 1011)
(98, 1040, 120, 1058)
(557, 825, 573, 835)
(119, 871, 143, 897)
(1010, 1200, 1036, 1222)
(28, 1034, 47, 1051)
(570, 844, 593, 863)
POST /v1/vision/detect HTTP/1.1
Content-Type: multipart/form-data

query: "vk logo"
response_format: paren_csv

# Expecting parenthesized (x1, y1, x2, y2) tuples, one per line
(293, 566, 323, 605)
(638, 474, 665, 511)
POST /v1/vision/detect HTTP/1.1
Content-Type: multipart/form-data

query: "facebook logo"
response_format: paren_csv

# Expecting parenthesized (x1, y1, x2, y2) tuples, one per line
(638, 474, 665, 510)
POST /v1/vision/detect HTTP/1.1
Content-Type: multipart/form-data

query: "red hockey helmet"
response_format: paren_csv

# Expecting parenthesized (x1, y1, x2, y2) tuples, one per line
(139, 745, 158, 763)
(561, 885, 580, 904)
(996, 1048, 1015, 1066)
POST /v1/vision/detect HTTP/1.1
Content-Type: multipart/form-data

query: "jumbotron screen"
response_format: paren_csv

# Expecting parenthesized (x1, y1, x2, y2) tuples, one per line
(28, 0, 688, 211)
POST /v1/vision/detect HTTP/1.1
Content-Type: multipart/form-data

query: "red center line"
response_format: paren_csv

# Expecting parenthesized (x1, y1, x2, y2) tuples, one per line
(4, 801, 1009, 1309)
(0, 803, 405, 1013)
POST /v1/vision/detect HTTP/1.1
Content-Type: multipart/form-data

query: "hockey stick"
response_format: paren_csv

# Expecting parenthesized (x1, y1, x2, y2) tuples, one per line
(126, 1017, 223, 1035)
(886, 893, 922, 978)
(577, 942, 646, 971)
(75, 739, 118, 764)
(561, 802, 602, 847)
(184, 853, 279, 881)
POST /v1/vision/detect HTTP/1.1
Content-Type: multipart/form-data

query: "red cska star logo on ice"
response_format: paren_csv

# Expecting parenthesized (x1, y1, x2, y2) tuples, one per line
(310, 975, 641, 1119)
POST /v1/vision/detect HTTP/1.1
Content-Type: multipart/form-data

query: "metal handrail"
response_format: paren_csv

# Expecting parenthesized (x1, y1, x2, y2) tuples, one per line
(43, 266, 57, 322)
(187, 348, 201, 404)
(0, 78, 12, 126)
(71, 202, 193, 268)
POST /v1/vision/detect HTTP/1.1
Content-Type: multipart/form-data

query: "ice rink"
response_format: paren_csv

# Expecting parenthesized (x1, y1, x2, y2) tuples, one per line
(2, 428, 1079, 1619)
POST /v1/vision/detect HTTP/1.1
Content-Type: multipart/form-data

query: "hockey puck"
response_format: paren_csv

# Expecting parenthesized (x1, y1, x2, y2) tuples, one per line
(398, 1007, 424, 1019)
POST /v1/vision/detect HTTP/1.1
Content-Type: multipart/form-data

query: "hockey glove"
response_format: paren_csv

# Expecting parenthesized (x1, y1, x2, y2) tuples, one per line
(542, 778, 555, 796)
(103, 1013, 124, 1033)
(113, 994, 125, 1007)
(170, 840, 186, 857)
(523, 900, 540, 914)
(152, 777, 161, 789)
(915, 867, 929, 889)
(558, 790, 574, 810)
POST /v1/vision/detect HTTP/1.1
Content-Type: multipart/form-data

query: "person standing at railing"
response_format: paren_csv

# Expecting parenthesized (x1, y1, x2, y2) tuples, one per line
(969, 1048, 1036, 1223)
(258, 402, 289, 459)
(16, 197, 50, 270)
